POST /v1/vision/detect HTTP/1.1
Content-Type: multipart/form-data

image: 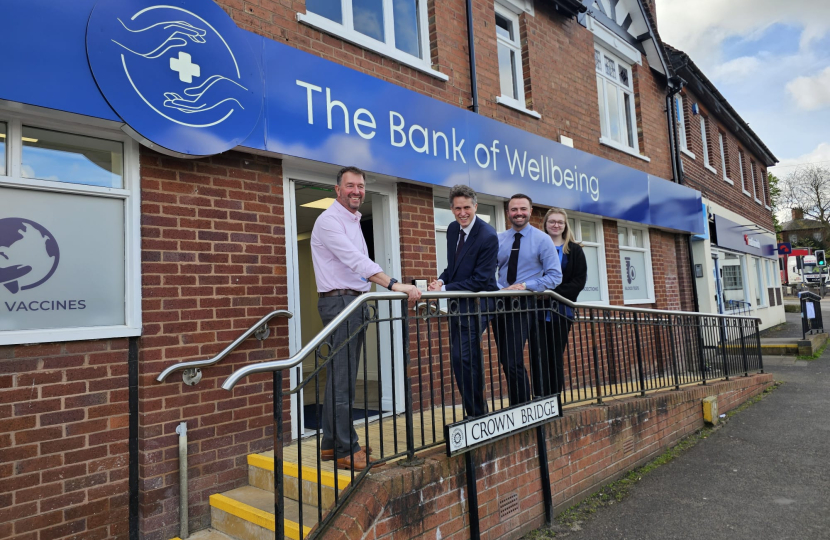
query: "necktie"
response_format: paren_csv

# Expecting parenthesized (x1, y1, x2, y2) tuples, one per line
(455, 230, 466, 262)
(507, 232, 522, 285)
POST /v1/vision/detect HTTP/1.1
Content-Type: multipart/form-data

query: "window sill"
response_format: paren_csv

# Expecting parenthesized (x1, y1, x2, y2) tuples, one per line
(765, 205, 771, 210)
(623, 298, 656, 306)
(296, 12, 450, 82)
(680, 147, 696, 160)
(599, 137, 651, 162)
(704, 163, 718, 175)
(723, 177, 734, 185)
(496, 96, 541, 118)
(743, 189, 752, 197)
(755, 198, 763, 206)
(0, 325, 142, 347)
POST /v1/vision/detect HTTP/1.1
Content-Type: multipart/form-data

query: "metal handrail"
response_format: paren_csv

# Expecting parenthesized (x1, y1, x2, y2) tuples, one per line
(221, 290, 760, 390)
(156, 309, 293, 384)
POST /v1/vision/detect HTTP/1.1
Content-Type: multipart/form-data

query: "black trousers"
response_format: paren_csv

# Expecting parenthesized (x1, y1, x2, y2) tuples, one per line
(492, 297, 542, 406)
(538, 311, 573, 397)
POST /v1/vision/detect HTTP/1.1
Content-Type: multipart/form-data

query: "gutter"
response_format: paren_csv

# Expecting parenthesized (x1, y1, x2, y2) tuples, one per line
(465, 0, 479, 114)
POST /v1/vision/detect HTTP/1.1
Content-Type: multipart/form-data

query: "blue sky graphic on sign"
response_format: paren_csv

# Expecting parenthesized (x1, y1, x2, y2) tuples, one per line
(86, 0, 264, 156)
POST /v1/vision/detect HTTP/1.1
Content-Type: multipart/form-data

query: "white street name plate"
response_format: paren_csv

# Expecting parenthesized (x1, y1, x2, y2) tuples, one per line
(445, 395, 561, 456)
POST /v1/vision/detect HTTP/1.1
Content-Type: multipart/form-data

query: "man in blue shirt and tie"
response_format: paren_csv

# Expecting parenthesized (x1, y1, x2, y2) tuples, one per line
(494, 194, 562, 406)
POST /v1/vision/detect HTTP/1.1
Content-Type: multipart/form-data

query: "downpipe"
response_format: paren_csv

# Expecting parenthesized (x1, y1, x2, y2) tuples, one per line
(176, 422, 189, 539)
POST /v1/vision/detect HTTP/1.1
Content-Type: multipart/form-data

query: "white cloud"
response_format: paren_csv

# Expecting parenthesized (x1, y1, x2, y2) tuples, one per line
(657, 0, 830, 70)
(770, 141, 830, 177)
(711, 56, 761, 83)
(786, 67, 830, 110)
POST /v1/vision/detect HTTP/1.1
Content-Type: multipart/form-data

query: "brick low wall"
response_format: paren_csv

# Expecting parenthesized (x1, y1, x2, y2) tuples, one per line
(325, 373, 774, 540)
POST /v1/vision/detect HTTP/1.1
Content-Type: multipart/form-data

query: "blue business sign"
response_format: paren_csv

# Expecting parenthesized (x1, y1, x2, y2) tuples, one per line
(1, 0, 703, 233)
(713, 215, 776, 259)
(86, 0, 264, 156)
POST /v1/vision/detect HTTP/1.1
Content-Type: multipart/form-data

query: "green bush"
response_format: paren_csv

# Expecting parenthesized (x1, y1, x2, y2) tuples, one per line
(784, 304, 800, 313)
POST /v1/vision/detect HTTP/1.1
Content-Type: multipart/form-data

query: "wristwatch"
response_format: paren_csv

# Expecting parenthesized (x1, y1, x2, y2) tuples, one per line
(387, 278, 398, 291)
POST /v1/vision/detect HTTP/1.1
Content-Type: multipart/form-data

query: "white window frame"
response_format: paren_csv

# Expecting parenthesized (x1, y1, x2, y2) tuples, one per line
(616, 223, 655, 305)
(595, 44, 648, 161)
(0, 105, 141, 346)
(738, 150, 751, 197)
(675, 95, 694, 159)
(700, 116, 717, 174)
(297, 0, 446, 81)
(494, 3, 539, 118)
(567, 213, 608, 305)
(718, 132, 733, 185)
(753, 256, 767, 308)
(750, 160, 762, 205)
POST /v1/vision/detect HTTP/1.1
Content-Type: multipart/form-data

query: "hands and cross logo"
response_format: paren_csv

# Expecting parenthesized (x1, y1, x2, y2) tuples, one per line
(87, 0, 263, 156)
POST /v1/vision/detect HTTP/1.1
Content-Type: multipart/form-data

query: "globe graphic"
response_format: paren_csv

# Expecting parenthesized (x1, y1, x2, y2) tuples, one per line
(0, 218, 60, 294)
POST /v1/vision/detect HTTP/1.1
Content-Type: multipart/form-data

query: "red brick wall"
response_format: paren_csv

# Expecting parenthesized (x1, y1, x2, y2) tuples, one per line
(326, 372, 774, 540)
(138, 149, 290, 539)
(678, 90, 774, 231)
(0, 340, 131, 540)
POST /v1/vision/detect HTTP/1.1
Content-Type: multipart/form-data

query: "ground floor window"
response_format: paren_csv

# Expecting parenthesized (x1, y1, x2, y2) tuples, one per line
(719, 251, 750, 312)
(0, 108, 141, 345)
(617, 224, 654, 304)
(752, 257, 766, 307)
(567, 214, 607, 303)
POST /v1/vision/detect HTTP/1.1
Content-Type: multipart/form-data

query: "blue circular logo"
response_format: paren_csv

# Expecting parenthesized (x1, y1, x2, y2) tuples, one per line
(87, 0, 264, 156)
(0, 218, 60, 295)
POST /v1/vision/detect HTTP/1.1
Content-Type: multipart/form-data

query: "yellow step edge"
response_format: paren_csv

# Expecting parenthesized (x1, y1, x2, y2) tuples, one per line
(247, 453, 352, 490)
(209, 493, 311, 540)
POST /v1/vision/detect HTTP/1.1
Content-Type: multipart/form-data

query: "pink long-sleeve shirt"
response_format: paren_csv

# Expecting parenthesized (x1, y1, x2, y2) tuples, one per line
(311, 200, 384, 293)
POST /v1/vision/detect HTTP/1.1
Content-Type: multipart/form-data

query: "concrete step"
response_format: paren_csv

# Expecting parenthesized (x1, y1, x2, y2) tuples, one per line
(171, 529, 235, 540)
(210, 486, 316, 540)
(247, 452, 352, 509)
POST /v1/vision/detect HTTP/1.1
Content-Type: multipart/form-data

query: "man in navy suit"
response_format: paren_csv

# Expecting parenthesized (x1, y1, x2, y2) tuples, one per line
(429, 185, 499, 417)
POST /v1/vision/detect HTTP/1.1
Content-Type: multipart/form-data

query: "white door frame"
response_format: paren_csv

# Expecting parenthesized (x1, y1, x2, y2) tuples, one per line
(282, 161, 405, 440)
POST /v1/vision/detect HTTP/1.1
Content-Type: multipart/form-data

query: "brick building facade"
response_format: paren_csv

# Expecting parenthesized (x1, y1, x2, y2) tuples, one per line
(0, 0, 776, 539)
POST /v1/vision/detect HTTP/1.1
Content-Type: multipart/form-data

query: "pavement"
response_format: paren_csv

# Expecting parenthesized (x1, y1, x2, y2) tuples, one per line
(541, 351, 830, 540)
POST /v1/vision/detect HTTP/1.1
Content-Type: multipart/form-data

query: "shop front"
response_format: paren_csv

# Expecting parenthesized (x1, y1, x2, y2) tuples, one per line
(692, 200, 785, 330)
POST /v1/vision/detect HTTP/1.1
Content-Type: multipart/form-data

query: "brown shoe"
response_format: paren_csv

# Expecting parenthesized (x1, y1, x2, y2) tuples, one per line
(336, 449, 383, 471)
(321, 446, 373, 461)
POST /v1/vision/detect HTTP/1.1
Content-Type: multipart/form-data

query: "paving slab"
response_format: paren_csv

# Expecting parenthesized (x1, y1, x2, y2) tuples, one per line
(544, 352, 830, 540)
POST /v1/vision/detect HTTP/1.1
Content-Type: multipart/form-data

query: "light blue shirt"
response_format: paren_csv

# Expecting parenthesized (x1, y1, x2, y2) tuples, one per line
(496, 225, 562, 291)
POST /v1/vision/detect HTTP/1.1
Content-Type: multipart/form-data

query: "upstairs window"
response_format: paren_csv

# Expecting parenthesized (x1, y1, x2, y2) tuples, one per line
(495, 7, 524, 106)
(674, 95, 690, 154)
(300, 0, 438, 78)
(595, 45, 639, 154)
(700, 116, 715, 173)
(750, 160, 761, 204)
(738, 149, 750, 196)
(719, 131, 732, 184)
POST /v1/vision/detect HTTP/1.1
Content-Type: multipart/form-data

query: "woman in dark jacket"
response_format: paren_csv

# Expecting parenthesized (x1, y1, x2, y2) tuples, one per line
(540, 207, 587, 396)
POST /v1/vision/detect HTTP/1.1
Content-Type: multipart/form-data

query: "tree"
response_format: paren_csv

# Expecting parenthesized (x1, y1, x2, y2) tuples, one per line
(780, 165, 830, 229)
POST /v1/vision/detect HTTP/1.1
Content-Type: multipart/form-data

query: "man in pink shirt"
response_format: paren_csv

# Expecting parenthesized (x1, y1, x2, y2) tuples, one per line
(311, 166, 421, 471)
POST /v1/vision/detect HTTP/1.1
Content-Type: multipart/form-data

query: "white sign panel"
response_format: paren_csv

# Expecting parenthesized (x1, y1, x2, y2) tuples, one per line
(446, 396, 561, 455)
(0, 188, 126, 332)
(620, 249, 649, 301)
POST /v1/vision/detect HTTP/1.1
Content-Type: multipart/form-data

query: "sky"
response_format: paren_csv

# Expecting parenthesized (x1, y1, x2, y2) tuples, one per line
(656, 0, 830, 219)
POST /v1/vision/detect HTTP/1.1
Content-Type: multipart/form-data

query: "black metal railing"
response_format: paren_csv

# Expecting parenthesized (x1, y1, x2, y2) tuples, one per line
(799, 291, 824, 339)
(724, 299, 752, 316)
(218, 290, 763, 539)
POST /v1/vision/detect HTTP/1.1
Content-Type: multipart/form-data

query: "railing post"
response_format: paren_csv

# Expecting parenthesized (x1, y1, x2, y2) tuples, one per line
(754, 319, 764, 374)
(400, 298, 423, 466)
(719, 318, 730, 380)
(668, 316, 680, 390)
(739, 320, 749, 376)
(696, 316, 707, 385)
(589, 309, 603, 404)
(272, 371, 284, 540)
(632, 312, 646, 397)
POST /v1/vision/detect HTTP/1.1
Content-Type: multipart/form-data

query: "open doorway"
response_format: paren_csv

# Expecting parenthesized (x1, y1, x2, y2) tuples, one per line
(287, 177, 402, 439)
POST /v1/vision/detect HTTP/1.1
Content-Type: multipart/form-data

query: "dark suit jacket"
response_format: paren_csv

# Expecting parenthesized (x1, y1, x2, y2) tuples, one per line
(438, 217, 499, 293)
(553, 241, 588, 302)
